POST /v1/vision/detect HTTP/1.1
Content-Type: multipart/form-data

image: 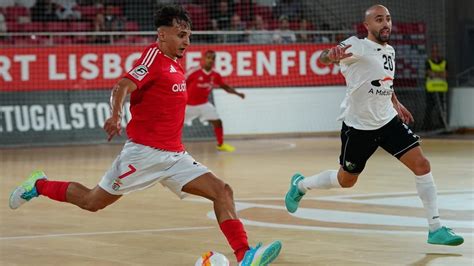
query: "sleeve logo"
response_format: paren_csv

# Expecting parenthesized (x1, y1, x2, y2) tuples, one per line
(130, 65, 148, 81)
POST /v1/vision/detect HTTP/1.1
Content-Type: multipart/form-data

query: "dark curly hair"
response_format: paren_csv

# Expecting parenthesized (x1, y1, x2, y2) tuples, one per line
(154, 4, 192, 29)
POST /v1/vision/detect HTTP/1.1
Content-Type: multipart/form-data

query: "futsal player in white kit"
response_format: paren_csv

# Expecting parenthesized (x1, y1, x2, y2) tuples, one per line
(285, 4, 463, 246)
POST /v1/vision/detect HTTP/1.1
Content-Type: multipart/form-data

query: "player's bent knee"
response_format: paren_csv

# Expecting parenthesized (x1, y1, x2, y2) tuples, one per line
(222, 183, 234, 200)
(413, 157, 431, 175)
(339, 171, 359, 188)
(340, 176, 358, 188)
(214, 183, 234, 203)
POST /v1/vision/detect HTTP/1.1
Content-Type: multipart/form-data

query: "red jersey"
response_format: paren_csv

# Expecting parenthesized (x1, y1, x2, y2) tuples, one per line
(186, 67, 225, 106)
(124, 43, 187, 152)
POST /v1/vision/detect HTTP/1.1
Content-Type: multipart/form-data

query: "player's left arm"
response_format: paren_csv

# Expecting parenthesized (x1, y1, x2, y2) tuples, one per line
(221, 84, 245, 99)
(391, 92, 414, 124)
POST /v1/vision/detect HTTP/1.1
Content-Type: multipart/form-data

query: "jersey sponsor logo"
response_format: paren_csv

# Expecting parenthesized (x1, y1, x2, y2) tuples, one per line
(130, 65, 148, 81)
(172, 81, 186, 92)
(170, 65, 177, 73)
(368, 77, 394, 96)
(370, 77, 393, 87)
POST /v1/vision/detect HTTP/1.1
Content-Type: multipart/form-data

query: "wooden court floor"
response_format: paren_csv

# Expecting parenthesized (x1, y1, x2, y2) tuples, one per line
(0, 137, 473, 265)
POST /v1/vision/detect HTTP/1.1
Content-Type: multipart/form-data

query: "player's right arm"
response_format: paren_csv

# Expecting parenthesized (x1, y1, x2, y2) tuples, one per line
(319, 36, 365, 65)
(319, 44, 353, 65)
(103, 78, 137, 141)
(104, 44, 156, 141)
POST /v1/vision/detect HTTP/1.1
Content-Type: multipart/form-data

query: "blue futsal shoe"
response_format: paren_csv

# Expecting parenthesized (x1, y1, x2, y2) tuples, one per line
(239, 241, 282, 266)
(428, 226, 464, 246)
(285, 173, 305, 213)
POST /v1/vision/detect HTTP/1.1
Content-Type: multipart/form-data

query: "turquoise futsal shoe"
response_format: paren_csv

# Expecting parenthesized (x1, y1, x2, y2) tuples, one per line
(239, 241, 282, 266)
(285, 173, 305, 213)
(428, 226, 464, 246)
(9, 170, 47, 209)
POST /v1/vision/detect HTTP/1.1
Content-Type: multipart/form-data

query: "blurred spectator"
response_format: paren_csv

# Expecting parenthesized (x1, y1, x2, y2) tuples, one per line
(52, 0, 81, 20)
(273, 0, 304, 22)
(296, 18, 313, 43)
(93, 13, 108, 43)
(316, 23, 331, 43)
(0, 11, 7, 35)
(31, 0, 60, 22)
(226, 14, 245, 43)
(235, 0, 253, 24)
(211, 0, 234, 30)
(92, 5, 125, 43)
(248, 15, 272, 44)
(104, 5, 124, 30)
(272, 15, 296, 44)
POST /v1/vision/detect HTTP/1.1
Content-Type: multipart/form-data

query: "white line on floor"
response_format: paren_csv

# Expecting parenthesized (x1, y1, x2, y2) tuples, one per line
(0, 226, 214, 240)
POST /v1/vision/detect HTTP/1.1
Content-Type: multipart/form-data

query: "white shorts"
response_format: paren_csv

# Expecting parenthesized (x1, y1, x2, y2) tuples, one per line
(184, 102, 220, 126)
(99, 141, 210, 198)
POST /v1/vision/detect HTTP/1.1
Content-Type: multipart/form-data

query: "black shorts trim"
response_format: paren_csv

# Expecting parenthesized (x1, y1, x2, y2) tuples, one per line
(393, 140, 420, 158)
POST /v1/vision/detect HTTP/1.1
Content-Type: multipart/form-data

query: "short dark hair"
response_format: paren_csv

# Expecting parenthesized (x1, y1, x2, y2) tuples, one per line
(154, 4, 192, 29)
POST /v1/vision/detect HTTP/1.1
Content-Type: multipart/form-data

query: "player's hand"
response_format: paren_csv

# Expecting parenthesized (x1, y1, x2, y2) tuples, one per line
(395, 103, 414, 124)
(328, 44, 353, 63)
(103, 116, 122, 141)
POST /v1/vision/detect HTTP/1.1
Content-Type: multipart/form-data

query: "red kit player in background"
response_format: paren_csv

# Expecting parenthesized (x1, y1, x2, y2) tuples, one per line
(9, 5, 281, 266)
(185, 50, 245, 152)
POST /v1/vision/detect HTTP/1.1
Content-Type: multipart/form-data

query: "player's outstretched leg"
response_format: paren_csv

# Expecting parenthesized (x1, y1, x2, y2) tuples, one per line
(9, 170, 47, 209)
(428, 226, 464, 246)
(285, 173, 306, 213)
(212, 120, 235, 152)
(239, 240, 282, 266)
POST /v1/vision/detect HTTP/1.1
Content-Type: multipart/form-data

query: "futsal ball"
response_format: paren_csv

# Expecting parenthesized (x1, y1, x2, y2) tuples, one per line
(194, 251, 230, 266)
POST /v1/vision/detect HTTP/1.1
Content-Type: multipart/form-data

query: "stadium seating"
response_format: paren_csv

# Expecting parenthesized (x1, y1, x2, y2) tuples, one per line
(70, 21, 92, 32)
(5, 6, 29, 21)
(182, 4, 209, 31)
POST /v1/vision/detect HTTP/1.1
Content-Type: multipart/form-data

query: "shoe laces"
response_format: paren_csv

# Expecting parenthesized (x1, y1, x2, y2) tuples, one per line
(444, 227, 456, 235)
(20, 187, 38, 200)
(253, 242, 262, 250)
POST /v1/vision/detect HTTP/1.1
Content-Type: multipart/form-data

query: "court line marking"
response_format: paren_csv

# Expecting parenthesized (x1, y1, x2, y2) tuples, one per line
(0, 226, 214, 240)
(186, 190, 474, 235)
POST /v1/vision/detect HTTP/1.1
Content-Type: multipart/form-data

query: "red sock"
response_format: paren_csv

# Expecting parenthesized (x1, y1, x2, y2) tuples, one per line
(219, 219, 249, 262)
(214, 126, 224, 146)
(36, 179, 70, 202)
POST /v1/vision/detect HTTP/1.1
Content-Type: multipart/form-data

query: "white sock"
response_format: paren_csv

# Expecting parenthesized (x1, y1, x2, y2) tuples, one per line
(298, 170, 340, 193)
(415, 172, 442, 232)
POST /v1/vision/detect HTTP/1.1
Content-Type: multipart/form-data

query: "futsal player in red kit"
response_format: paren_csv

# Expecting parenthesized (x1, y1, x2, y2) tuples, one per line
(9, 5, 281, 266)
(185, 50, 245, 152)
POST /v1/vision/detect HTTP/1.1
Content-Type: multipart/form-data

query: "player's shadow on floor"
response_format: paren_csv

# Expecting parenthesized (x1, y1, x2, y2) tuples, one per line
(409, 253, 463, 266)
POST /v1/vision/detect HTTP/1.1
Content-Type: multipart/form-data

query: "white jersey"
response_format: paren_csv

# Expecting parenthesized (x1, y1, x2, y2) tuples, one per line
(337, 36, 398, 130)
